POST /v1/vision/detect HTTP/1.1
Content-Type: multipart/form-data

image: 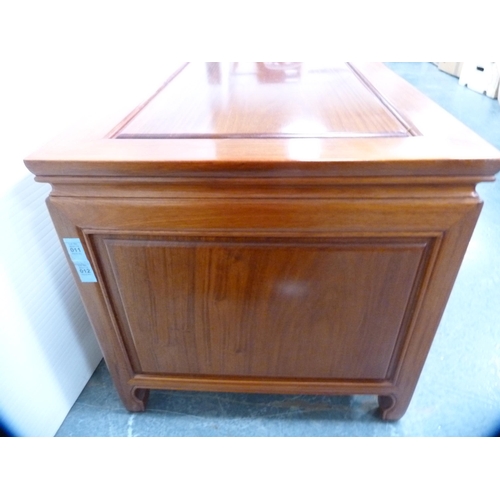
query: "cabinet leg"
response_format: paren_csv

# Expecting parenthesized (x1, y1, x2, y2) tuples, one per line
(119, 386, 150, 412)
(377, 393, 411, 421)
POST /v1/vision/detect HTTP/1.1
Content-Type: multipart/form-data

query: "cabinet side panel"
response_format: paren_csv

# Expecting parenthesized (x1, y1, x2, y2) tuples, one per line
(94, 235, 428, 380)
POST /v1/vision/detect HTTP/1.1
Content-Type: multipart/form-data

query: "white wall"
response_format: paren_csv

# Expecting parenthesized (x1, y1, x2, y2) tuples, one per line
(0, 179, 102, 437)
(0, 1, 184, 436)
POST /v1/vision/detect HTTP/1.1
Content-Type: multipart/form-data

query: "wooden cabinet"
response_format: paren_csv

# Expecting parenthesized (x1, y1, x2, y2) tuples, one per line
(25, 62, 500, 420)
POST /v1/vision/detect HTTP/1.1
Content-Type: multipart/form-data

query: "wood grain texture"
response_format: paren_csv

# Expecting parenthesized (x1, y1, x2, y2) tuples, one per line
(24, 63, 500, 180)
(25, 63, 500, 420)
(115, 62, 412, 138)
(97, 236, 428, 379)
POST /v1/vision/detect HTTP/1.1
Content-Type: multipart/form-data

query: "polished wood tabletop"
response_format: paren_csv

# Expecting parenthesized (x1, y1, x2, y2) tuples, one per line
(116, 62, 411, 139)
(26, 63, 500, 180)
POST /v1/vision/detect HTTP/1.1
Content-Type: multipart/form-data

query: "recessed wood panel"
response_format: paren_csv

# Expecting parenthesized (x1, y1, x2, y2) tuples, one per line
(116, 63, 412, 139)
(96, 236, 429, 380)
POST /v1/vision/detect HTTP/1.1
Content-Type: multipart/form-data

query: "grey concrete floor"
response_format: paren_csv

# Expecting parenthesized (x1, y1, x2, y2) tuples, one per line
(56, 63, 500, 437)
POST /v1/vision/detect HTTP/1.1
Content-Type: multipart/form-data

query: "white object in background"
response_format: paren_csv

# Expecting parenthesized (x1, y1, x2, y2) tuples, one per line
(437, 62, 463, 78)
(459, 62, 500, 98)
(0, 177, 102, 437)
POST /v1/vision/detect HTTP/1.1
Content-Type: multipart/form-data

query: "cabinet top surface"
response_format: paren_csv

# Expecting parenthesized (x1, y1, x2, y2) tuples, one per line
(115, 62, 411, 139)
(25, 62, 500, 179)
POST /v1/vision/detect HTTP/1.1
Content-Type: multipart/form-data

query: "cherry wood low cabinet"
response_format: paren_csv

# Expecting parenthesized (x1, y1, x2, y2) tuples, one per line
(25, 63, 500, 420)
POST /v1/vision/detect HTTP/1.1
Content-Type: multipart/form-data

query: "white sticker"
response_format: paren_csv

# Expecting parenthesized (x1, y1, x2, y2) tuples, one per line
(63, 238, 87, 262)
(63, 238, 97, 283)
(74, 260, 98, 283)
